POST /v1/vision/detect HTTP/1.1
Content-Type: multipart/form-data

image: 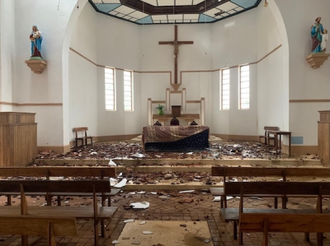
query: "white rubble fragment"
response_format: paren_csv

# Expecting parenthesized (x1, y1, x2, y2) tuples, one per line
(114, 178, 127, 188)
(111, 240, 120, 244)
(130, 201, 150, 209)
(204, 238, 212, 243)
(139, 221, 146, 225)
(142, 231, 153, 235)
(108, 159, 117, 166)
(213, 196, 221, 202)
(49, 176, 64, 180)
(131, 153, 145, 158)
(150, 192, 157, 195)
(137, 191, 146, 194)
(124, 219, 135, 223)
(109, 178, 118, 187)
(178, 190, 195, 193)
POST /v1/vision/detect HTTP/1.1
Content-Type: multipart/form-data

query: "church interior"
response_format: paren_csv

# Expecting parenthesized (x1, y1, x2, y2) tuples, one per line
(0, 0, 329, 245)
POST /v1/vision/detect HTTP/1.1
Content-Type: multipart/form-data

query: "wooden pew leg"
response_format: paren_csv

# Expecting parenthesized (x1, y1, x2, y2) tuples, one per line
(304, 232, 310, 242)
(317, 232, 323, 246)
(22, 235, 28, 246)
(57, 195, 61, 206)
(274, 197, 277, 209)
(6, 195, 12, 206)
(238, 231, 243, 246)
(262, 219, 269, 246)
(48, 223, 56, 246)
(94, 220, 100, 246)
(233, 221, 238, 240)
(281, 196, 287, 209)
(101, 220, 105, 238)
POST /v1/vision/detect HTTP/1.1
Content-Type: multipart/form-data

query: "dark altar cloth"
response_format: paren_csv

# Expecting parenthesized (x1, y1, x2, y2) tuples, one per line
(143, 125, 209, 152)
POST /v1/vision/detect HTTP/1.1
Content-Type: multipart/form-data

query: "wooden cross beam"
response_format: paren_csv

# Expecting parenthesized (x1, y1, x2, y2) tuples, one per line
(159, 25, 193, 85)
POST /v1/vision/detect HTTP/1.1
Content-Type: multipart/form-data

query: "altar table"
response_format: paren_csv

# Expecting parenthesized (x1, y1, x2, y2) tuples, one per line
(142, 125, 209, 151)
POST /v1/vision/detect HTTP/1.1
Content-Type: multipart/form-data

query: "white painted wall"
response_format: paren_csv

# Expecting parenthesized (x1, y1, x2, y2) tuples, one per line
(275, 0, 330, 146)
(69, 5, 264, 138)
(0, 0, 15, 111)
(211, 9, 259, 136)
(5, 0, 328, 150)
(12, 0, 77, 147)
(256, 3, 287, 134)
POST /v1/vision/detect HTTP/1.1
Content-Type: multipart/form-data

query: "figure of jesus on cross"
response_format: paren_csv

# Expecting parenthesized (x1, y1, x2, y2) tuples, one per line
(159, 25, 194, 85)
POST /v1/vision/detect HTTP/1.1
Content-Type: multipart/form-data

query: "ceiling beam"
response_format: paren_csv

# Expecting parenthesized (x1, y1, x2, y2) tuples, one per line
(120, 0, 231, 15)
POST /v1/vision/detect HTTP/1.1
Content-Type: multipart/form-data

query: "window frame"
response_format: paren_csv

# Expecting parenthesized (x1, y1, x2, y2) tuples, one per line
(105, 67, 116, 111)
(220, 68, 230, 110)
(239, 65, 250, 110)
(123, 70, 134, 111)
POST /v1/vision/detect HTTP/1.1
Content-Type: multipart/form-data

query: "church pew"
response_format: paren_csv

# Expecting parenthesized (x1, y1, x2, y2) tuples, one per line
(0, 180, 118, 246)
(0, 166, 120, 206)
(239, 213, 330, 246)
(219, 181, 330, 244)
(0, 217, 78, 246)
(211, 166, 330, 208)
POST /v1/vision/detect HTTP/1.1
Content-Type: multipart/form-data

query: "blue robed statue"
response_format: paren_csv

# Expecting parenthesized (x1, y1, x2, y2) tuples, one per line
(30, 25, 43, 58)
(311, 17, 326, 53)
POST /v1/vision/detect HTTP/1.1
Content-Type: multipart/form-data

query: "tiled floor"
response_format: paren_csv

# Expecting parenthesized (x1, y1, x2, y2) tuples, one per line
(0, 190, 329, 246)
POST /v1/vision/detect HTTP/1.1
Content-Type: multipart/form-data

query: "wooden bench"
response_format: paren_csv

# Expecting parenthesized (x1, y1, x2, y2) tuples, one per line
(221, 181, 330, 245)
(73, 127, 93, 147)
(239, 213, 330, 246)
(0, 180, 118, 246)
(259, 126, 279, 146)
(0, 167, 120, 206)
(0, 217, 78, 246)
(211, 166, 330, 208)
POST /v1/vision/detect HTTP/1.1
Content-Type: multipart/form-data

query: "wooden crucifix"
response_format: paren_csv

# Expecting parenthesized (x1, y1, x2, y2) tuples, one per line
(159, 25, 193, 85)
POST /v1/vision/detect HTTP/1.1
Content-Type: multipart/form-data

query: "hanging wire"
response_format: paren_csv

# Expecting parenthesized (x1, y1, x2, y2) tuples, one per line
(57, 0, 60, 11)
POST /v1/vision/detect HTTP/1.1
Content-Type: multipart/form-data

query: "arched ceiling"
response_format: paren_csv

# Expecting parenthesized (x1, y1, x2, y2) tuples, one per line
(89, 0, 262, 25)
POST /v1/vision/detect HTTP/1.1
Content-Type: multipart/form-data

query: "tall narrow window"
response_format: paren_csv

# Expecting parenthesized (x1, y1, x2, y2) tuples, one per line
(220, 69, 230, 110)
(240, 65, 250, 109)
(105, 67, 115, 111)
(123, 70, 133, 111)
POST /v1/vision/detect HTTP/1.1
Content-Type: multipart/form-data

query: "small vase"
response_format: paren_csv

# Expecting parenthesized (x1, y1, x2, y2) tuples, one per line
(158, 110, 164, 115)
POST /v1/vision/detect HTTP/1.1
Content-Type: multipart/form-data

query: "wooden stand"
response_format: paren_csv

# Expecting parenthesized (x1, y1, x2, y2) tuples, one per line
(306, 53, 330, 69)
(0, 112, 37, 166)
(318, 110, 330, 166)
(171, 105, 181, 117)
(25, 59, 47, 74)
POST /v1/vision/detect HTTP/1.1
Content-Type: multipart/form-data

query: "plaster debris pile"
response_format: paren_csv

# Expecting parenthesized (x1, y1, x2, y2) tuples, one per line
(34, 140, 317, 162)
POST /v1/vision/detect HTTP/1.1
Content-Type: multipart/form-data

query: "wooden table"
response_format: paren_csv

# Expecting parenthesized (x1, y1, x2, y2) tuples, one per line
(268, 130, 292, 157)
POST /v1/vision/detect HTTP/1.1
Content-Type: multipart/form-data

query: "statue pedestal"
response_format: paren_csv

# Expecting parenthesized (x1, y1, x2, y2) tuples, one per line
(25, 59, 47, 74)
(306, 53, 330, 69)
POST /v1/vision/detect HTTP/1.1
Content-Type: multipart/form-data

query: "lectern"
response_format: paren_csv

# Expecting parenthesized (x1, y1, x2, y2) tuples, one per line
(0, 112, 37, 166)
(318, 110, 330, 166)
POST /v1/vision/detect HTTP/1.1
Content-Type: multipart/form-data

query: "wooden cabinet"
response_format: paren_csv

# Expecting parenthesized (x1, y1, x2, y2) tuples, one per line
(0, 112, 37, 166)
(318, 110, 330, 166)
(152, 114, 200, 126)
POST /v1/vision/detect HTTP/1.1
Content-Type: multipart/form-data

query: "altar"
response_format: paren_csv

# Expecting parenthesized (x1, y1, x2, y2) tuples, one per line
(142, 125, 209, 152)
